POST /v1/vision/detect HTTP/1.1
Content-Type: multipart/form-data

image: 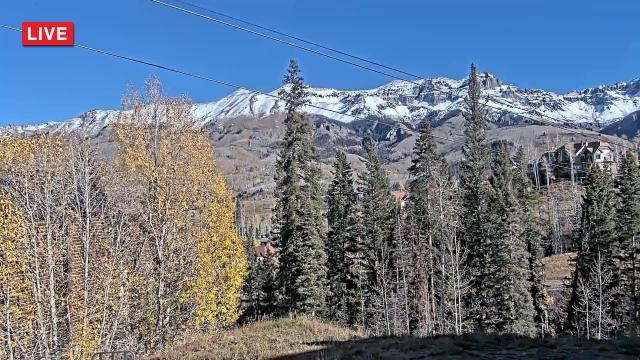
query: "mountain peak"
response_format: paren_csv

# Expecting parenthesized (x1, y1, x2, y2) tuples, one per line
(3, 73, 640, 136)
(477, 72, 502, 89)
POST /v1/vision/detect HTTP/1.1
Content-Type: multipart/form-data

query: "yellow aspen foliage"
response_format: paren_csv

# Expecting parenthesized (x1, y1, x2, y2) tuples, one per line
(1, 135, 78, 358)
(0, 136, 37, 170)
(67, 320, 100, 360)
(0, 191, 35, 359)
(118, 119, 248, 330)
(0, 79, 247, 355)
(183, 149, 248, 329)
(187, 219, 248, 328)
(116, 77, 247, 338)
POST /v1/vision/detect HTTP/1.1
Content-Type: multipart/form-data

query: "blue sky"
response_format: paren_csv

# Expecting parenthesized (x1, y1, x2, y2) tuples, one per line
(1, 0, 639, 126)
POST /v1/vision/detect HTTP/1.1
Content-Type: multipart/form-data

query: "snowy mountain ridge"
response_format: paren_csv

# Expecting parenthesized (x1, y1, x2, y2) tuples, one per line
(3, 72, 640, 137)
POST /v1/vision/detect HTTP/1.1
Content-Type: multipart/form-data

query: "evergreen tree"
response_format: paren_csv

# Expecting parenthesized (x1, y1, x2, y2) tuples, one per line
(486, 144, 536, 336)
(513, 147, 548, 336)
(242, 252, 279, 321)
(615, 154, 640, 334)
(406, 121, 445, 335)
(567, 165, 618, 338)
(460, 63, 492, 331)
(272, 59, 328, 316)
(408, 121, 445, 237)
(326, 151, 365, 326)
(359, 137, 396, 335)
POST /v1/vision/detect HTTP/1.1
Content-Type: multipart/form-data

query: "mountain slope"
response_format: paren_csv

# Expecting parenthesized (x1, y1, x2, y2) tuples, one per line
(3, 73, 640, 136)
(2, 73, 636, 224)
(199, 73, 640, 127)
(601, 110, 640, 140)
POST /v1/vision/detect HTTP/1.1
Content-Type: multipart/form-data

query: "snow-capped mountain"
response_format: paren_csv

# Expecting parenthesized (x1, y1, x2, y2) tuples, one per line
(194, 73, 640, 128)
(3, 73, 640, 137)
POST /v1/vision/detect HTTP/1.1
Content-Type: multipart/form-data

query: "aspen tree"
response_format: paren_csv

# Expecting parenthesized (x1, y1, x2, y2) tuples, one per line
(0, 191, 34, 360)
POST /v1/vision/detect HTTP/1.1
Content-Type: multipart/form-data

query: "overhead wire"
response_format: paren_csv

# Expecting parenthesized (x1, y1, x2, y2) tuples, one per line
(166, 0, 424, 80)
(150, 0, 637, 151)
(0, 23, 467, 146)
(0, 23, 629, 173)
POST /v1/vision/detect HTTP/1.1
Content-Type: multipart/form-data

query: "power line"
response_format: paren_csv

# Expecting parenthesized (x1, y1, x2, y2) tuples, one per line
(151, 0, 637, 151)
(0, 23, 620, 184)
(167, 0, 423, 80)
(148, 0, 427, 87)
(0, 23, 630, 168)
(0, 24, 468, 145)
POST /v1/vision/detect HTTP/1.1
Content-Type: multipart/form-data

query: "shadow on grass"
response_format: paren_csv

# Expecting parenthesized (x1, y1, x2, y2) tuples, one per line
(272, 333, 640, 360)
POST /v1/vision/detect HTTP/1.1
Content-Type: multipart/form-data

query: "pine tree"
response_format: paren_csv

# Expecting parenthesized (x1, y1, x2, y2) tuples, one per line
(272, 59, 328, 316)
(243, 252, 278, 321)
(513, 147, 548, 336)
(615, 154, 640, 334)
(460, 63, 492, 331)
(326, 151, 364, 326)
(486, 144, 536, 336)
(406, 121, 445, 335)
(359, 137, 396, 335)
(567, 165, 618, 338)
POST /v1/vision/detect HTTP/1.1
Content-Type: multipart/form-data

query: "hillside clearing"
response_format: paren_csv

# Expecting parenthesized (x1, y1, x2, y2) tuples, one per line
(147, 316, 360, 360)
(148, 316, 640, 359)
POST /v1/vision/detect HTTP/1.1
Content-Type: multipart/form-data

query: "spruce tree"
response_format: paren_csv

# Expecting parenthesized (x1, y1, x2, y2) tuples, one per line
(615, 154, 640, 334)
(567, 165, 618, 337)
(460, 63, 492, 331)
(326, 151, 364, 326)
(272, 59, 328, 316)
(409, 121, 445, 234)
(513, 147, 548, 336)
(486, 144, 536, 336)
(243, 253, 279, 321)
(359, 137, 396, 335)
(406, 121, 445, 335)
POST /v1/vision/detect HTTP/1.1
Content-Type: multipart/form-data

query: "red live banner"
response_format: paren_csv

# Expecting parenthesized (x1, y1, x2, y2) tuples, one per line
(22, 22, 74, 46)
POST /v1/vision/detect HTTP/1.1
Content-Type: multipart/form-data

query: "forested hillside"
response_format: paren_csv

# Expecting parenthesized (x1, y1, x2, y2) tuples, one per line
(242, 61, 640, 341)
(0, 78, 247, 358)
(1, 63, 639, 359)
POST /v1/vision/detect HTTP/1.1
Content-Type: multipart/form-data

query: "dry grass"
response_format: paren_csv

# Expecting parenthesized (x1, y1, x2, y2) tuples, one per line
(148, 315, 640, 360)
(147, 316, 361, 360)
(543, 252, 577, 292)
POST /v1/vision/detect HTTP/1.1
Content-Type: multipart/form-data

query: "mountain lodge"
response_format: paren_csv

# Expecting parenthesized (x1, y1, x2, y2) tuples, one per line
(534, 140, 618, 182)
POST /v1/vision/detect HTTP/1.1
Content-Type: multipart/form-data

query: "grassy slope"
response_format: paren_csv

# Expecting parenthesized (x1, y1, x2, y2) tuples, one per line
(149, 316, 640, 360)
(147, 316, 360, 360)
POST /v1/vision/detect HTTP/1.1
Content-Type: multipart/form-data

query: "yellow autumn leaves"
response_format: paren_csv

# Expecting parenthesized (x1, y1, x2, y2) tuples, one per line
(0, 77, 247, 358)
(0, 189, 35, 357)
(117, 87, 248, 331)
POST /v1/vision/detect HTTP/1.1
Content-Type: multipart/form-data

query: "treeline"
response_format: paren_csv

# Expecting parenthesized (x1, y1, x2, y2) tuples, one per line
(0, 77, 247, 359)
(244, 61, 640, 340)
(2, 62, 639, 359)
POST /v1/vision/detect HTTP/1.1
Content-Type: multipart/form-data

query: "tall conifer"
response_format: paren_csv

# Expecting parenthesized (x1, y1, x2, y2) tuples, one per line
(487, 144, 536, 336)
(272, 59, 328, 316)
(460, 63, 492, 331)
(406, 121, 444, 335)
(359, 138, 396, 334)
(567, 165, 618, 337)
(615, 154, 640, 334)
(326, 151, 364, 325)
(513, 147, 547, 336)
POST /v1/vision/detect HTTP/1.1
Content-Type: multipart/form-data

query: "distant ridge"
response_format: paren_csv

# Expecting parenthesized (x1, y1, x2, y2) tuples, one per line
(2, 72, 640, 136)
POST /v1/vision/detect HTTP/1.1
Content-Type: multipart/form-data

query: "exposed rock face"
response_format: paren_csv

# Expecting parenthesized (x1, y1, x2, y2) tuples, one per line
(1, 73, 637, 222)
(601, 110, 640, 140)
(3, 73, 640, 137)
